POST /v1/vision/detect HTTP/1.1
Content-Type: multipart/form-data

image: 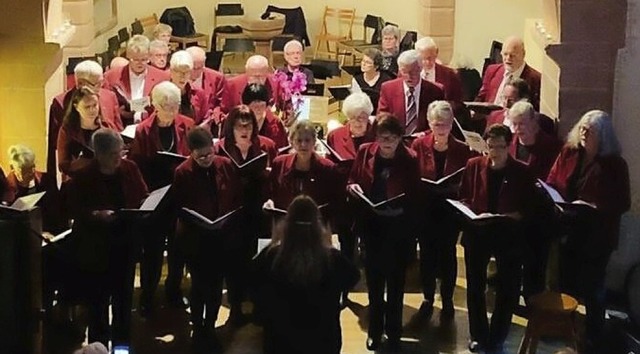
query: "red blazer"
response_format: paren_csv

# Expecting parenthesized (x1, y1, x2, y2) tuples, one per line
(509, 130, 561, 180)
(435, 64, 463, 103)
(259, 110, 289, 149)
(412, 132, 475, 181)
(145, 83, 209, 124)
(348, 142, 420, 206)
(129, 113, 194, 188)
(201, 68, 226, 110)
(215, 136, 278, 165)
(3, 171, 65, 232)
(103, 64, 170, 125)
(268, 153, 340, 210)
(485, 109, 507, 131)
(377, 78, 445, 132)
(476, 63, 541, 110)
(326, 124, 376, 162)
(546, 147, 630, 251)
(221, 74, 281, 113)
(56, 119, 114, 178)
(48, 88, 123, 173)
(459, 155, 536, 215)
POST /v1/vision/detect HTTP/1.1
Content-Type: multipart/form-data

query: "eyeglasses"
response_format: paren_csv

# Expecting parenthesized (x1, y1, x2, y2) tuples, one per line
(376, 134, 400, 143)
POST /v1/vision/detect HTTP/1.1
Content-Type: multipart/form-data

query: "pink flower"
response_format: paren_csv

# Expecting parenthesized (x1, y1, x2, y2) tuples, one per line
(274, 69, 308, 111)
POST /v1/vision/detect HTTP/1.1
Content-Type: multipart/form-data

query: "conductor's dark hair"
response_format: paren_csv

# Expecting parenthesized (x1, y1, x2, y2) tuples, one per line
(483, 123, 513, 143)
(242, 83, 270, 104)
(187, 126, 213, 151)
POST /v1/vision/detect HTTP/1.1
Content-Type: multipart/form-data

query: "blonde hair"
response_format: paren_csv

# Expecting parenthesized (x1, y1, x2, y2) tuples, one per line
(151, 81, 182, 108)
(565, 110, 621, 155)
(427, 100, 454, 124)
(153, 23, 172, 39)
(8, 144, 35, 169)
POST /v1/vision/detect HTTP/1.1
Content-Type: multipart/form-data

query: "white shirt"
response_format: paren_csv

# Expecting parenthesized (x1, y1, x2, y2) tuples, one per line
(421, 68, 436, 83)
(403, 80, 421, 115)
(129, 69, 147, 123)
(494, 63, 526, 105)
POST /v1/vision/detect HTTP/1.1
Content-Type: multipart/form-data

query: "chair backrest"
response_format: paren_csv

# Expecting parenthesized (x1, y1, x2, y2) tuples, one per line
(399, 31, 418, 52)
(205, 51, 224, 71)
(107, 35, 120, 53)
(131, 20, 144, 35)
(223, 38, 255, 53)
(97, 51, 114, 70)
(117, 27, 129, 44)
(136, 13, 159, 36)
(318, 6, 356, 40)
(215, 3, 244, 28)
(66, 56, 97, 75)
(362, 15, 383, 43)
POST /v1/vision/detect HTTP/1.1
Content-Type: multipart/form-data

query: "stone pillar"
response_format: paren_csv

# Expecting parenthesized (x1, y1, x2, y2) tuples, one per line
(63, 0, 96, 58)
(419, 0, 455, 64)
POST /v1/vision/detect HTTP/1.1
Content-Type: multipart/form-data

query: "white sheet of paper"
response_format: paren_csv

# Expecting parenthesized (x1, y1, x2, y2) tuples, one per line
(294, 96, 311, 121)
(537, 179, 566, 203)
(11, 191, 46, 211)
(140, 185, 171, 211)
(130, 97, 150, 113)
(121, 124, 138, 140)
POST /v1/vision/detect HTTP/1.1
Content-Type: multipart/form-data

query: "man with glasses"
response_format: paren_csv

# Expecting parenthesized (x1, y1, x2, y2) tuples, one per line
(457, 124, 536, 353)
(104, 35, 170, 126)
(166, 50, 210, 123)
(221, 55, 280, 113)
(48, 60, 122, 175)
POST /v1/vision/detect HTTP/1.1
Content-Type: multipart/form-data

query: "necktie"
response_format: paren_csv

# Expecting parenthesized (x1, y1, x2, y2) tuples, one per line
(494, 72, 513, 106)
(406, 87, 417, 134)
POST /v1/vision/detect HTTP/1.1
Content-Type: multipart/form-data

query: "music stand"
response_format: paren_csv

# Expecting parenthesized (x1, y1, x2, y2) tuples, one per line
(205, 51, 224, 71)
(304, 83, 325, 96)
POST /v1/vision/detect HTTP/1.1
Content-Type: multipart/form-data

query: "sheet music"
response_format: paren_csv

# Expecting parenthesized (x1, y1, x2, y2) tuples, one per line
(537, 179, 566, 203)
(10, 191, 46, 211)
(42, 229, 72, 247)
(182, 207, 243, 229)
(139, 185, 171, 211)
(157, 151, 188, 160)
(121, 124, 138, 140)
(446, 199, 504, 220)
(422, 167, 466, 185)
(353, 189, 405, 209)
(130, 96, 150, 113)
(454, 118, 488, 154)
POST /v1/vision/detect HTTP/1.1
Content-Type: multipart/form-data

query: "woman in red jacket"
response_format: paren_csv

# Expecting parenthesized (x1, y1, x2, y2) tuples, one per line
(129, 81, 195, 315)
(411, 100, 476, 322)
(57, 87, 115, 179)
(214, 105, 277, 325)
(242, 83, 289, 149)
(347, 113, 420, 351)
(546, 110, 630, 350)
(173, 127, 242, 352)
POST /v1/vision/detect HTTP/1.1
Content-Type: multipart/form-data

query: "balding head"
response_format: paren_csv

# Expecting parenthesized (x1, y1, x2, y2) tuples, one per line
(245, 55, 270, 85)
(186, 46, 207, 81)
(501, 36, 526, 73)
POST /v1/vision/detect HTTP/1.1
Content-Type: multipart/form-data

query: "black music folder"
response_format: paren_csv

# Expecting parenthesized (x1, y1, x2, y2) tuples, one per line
(119, 185, 171, 216)
(421, 167, 465, 186)
(353, 190, 406, 209)
(180, 206, 243, 230)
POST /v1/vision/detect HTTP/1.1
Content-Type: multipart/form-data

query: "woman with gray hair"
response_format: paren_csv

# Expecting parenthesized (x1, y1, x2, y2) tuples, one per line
(326, 92, 376, 305)
(66, 127, 148, 348)
(350, 48, 394, 110)
(546, 110, 630, 351)
(129, 81, 195, 315)
(380, 25, 400, 75)
(168, 50, 210, 123)
(411, 101, 476, 322)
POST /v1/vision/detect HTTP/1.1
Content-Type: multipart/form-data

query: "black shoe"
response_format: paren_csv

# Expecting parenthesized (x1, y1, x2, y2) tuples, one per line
(339, 292, 351, 310)
(366, 336, 381, 351)
(414, 301, 434, 321)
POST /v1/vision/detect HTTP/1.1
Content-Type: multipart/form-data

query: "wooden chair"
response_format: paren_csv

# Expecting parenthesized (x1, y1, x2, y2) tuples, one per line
(518, 292, 579, 354)
(337, 14, 383, 65)
(135, 13, 159, 37)
(313, 6, 356, 60)
(131, 20, 143, 35)
(270, 34, 297, 65)
(213, 3, 247, 51)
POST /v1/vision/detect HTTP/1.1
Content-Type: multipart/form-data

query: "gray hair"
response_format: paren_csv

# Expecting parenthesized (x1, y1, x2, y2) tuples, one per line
(92, 128, 124, 156)
(245, 55, 269, 70)
(74, 60, 103, 80)
(153, 23, 172, 38)
(566, 110, 621, 156)
(342, 92, 374, 119)
(126, 34, 150, 55)
(186, 46, 206, 61)
(151, 81, 182, 108)
(8, 144, 35, 169)
(284, 39, 303, 53)
(289, 120, 317, 142)
(427, 100, 453, 123)
(381, 25, 400, 39)
(170, 50, 193, 70)
(397, 49, 421, 68)
(414, 37, 438, 52)
(508, 101, 537, 121)
(149, 39, 169, 53)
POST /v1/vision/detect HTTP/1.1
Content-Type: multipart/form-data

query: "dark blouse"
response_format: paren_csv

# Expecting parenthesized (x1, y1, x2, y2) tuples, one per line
(516, 141, 532, 162)
(354, 71, 394, 111)
(434, 149, 447, 180)
(100, 172, 125, 210)
(159, 124, 177, 153)
(487, 167, 506, 213)
(371, 156, 393, 203)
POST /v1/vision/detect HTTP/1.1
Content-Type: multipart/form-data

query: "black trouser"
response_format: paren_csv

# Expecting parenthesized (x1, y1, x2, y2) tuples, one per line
(462, 222, 523, 347)
(140, 215, 176, 306)
(418, 207, 459, 306)
(362, 215, 413, 341)
(165, 220, 186, 301)
(85, 242, 136, 347)
(187, 232, 222, 328)
(522, 224, 551, 300)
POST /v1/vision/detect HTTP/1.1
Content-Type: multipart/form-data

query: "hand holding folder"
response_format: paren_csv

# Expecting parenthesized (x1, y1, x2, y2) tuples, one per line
(446, 199, 507, 223)
(219, 146, 268, 171)
(319, 139, 353, 164)
(536, 179, 597, 214)
(181, 207, 243, 231)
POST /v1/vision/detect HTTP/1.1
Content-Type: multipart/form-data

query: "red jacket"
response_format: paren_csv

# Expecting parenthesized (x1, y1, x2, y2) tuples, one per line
(435, 63, 463, 103)
(377, 78, 445, 132)
(259, 110, 289, 149)
(326, 123, 376, 162)
(48, 88, 123, 173)
(129, 113, 194, 189)
(215, 136, 278, 165)
(509, 130, 562, 180)
(459, 155, 535, 215)
(103, 64, 170, 125)
(546, 147, 630, 251)
(476, 63, 541, 110)
(56, 119, 115, 178)
(221, 74, 281, 113)
(485, 109, 507, 131)
(144, 83, 209, 124)
(411, 132, 475, 181)
(268, 153, 340, 210)
(3, 171, 65, 232)
(200, 68, 226, 111)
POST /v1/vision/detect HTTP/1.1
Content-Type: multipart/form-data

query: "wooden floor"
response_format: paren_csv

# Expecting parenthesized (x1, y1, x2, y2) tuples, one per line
(42, 245, 575, 354)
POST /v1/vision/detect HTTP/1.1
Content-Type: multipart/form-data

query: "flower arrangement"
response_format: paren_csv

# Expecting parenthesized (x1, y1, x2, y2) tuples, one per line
(273, 69, 308, 127)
